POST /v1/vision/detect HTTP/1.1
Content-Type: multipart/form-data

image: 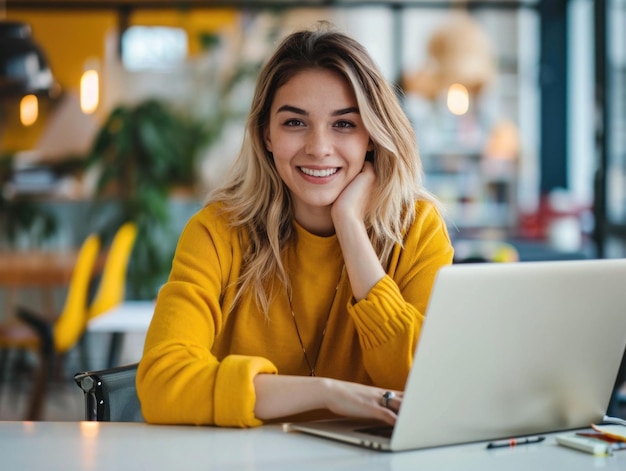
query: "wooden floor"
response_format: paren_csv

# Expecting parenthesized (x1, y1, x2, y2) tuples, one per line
(0, 352, 84, 421)
(0, 378, 84, 421)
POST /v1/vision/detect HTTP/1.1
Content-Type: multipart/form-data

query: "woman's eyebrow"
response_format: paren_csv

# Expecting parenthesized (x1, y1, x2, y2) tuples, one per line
(276, 105, 360, 116)
(332, 107, 359, 116)
(276, 105, 307, 115)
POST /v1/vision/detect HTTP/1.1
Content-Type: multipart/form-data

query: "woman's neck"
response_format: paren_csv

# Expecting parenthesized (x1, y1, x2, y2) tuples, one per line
(293, 205, 335, 237)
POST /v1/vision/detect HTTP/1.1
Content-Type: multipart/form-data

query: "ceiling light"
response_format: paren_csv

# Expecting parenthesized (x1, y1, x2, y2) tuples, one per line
(0, 20, 60, 98)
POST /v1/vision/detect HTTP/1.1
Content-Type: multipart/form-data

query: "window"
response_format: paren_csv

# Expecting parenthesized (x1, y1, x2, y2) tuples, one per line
(121, 26, 188, 71)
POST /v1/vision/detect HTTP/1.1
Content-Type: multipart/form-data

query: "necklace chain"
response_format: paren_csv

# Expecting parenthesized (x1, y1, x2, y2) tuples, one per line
(287, 265, 344, 377)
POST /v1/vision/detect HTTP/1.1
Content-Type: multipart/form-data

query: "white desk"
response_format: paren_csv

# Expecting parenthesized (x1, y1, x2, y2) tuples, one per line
(1, 421, 625, 470)
(87, 301, 155, 367)
(88, 300, 155, 333)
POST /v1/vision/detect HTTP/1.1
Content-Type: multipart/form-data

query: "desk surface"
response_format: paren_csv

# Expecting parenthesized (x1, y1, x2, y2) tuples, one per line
(1, 421, 624, 470)
(87, 300, 155, 333)
(86, 300, 155, 366)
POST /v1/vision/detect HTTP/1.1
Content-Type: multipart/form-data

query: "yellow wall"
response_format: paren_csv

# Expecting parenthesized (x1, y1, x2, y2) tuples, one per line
(1, 8, 237, 154)
(2, 10, 117, 153)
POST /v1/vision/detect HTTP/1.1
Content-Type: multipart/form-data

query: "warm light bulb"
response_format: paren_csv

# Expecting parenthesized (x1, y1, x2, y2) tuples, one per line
(446, 83, 470, 116)
(20, 94, 39, 126)
(80, 69, 99, 114)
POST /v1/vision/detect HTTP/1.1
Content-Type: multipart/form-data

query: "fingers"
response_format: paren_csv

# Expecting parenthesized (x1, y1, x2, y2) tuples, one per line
(321, 379, 404, 425)
(332, 161, 376, 218)
(361, 159, 375, 175)
(378, 390, 403, 414)
(369, 389, 403, 426)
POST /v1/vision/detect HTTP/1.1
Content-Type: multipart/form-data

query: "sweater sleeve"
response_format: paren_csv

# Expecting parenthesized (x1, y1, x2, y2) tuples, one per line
(136, 208, 277, 427)
(346, 201, 454, 390)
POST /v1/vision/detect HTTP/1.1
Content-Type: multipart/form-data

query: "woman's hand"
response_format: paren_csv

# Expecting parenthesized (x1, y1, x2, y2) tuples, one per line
(330, 160, 385, 301)
(254, 374, 402, 425)
(331, 160, 377, 225)
(321, 378, 403, 425)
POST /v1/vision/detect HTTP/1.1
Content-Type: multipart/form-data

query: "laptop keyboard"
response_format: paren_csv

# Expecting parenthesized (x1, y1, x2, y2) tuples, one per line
(356, 425, 394, 439)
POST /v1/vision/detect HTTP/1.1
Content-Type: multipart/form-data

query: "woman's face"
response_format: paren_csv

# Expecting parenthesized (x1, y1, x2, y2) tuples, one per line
(264, 68, 372, 226)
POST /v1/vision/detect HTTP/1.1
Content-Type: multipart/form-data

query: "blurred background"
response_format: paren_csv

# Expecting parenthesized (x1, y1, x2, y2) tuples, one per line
(0, 0, 625, 420)
(2, 0, 626, 290)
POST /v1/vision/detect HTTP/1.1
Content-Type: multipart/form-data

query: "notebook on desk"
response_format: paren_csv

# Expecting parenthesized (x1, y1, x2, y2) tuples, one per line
(289, 258, 626, 451)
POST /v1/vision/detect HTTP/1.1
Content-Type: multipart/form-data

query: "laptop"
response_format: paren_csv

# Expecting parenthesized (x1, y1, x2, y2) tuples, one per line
(289, 258, 626, 451)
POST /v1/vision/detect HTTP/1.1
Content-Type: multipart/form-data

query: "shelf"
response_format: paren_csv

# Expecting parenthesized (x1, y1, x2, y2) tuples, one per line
(445, 202, 515, 229)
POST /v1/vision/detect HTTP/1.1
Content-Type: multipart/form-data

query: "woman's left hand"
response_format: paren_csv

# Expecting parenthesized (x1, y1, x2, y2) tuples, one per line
(321, 379, 403, 425)
(254, 374, 402, 425)
(331, 160, 376, 225)
(330, 160, 384, 301)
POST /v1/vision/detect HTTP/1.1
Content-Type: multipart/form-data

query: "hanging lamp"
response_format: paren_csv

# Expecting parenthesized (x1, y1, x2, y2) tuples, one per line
(0, 20, 59, 98)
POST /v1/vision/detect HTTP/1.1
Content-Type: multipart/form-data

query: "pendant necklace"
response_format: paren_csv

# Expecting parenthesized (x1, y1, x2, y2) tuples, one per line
(287, 265, 344, 377)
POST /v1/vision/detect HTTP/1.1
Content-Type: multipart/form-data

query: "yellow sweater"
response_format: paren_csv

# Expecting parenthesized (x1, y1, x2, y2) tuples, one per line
(137, 200, 453, 427)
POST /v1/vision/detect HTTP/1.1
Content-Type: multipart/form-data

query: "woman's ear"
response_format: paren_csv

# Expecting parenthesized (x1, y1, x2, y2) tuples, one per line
(365, 140, 375, 162)
(264, 128, 273, 152)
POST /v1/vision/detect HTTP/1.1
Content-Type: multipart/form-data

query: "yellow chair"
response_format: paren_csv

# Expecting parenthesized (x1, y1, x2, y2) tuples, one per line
(0, 233, 101, 420)
(84, 222, 137, 369)
(88, 222, 138, 321)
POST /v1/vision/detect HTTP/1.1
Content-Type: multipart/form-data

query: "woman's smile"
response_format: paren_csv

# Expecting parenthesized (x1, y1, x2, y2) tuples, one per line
(298, 166, 340, 179)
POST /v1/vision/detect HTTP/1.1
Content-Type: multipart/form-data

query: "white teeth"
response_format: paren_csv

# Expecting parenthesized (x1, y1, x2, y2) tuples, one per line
(300, 167, 338, 177)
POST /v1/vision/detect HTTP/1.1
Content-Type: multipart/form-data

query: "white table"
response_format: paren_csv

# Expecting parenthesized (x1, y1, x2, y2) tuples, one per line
(88, 300, 155, 333)
(87, 300, 155, 367)
(1, 421, 625, 470)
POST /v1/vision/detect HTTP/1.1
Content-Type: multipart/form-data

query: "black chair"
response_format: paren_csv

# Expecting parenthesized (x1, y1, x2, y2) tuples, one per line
(74, 362, 143, 422)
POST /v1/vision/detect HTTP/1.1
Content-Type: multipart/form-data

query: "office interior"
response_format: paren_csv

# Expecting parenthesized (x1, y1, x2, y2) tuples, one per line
(0, 0, 625, 421)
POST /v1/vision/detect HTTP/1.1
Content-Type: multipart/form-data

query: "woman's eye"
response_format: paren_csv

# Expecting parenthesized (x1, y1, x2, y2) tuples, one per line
(334, 120, 355, 129)
(284, 119, 305, 127)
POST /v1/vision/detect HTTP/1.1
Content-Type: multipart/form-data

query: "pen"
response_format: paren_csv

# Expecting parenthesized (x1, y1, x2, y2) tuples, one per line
(486, 436, 545, 449)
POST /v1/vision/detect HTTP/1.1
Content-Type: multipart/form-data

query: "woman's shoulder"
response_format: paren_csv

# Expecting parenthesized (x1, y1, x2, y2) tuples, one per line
(190, 201, 230, 224)
(413, 197, 446, 222)
(408, 197, 452, 242)
(184, 201, 240, 239)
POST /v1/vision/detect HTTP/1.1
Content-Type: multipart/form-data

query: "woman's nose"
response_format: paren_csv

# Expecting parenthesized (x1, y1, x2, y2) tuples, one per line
(305, 127, 332, 158)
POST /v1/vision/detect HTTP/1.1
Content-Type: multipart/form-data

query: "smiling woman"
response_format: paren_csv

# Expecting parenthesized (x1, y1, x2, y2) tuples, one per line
(265, 68, 373, 236)
(137, 22, 454, 428)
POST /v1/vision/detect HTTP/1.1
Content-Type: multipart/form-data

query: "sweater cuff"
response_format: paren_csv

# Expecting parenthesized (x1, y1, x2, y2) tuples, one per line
(214, 355, 277, 427)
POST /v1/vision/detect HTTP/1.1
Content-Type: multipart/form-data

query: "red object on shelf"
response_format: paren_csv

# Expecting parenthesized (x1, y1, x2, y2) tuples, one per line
(517, 193, 590, 246)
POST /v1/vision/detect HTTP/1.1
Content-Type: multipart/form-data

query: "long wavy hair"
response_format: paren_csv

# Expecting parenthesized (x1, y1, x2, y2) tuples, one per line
(208, 23, 436, 315)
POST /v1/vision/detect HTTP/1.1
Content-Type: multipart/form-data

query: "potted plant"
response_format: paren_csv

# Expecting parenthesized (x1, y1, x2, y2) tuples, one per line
(85, 98, 213, 299)
(85, 24, 279, 298)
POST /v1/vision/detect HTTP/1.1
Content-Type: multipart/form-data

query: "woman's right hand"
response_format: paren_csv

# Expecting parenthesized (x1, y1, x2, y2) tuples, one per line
(320, 377, 402, 425)
(254, 374, 402, 425)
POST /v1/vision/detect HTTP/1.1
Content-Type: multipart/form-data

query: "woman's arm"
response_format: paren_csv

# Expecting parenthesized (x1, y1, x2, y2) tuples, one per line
(331, 162, 454, 389)
(137, 208, 277, 427)
(138, 207, 406, 427)
(253, 373, 402, 425)
(331, 161, 385, 301)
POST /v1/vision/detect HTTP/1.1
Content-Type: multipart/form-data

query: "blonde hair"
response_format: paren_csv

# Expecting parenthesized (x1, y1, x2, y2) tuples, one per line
(208, 23, 435, 315)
